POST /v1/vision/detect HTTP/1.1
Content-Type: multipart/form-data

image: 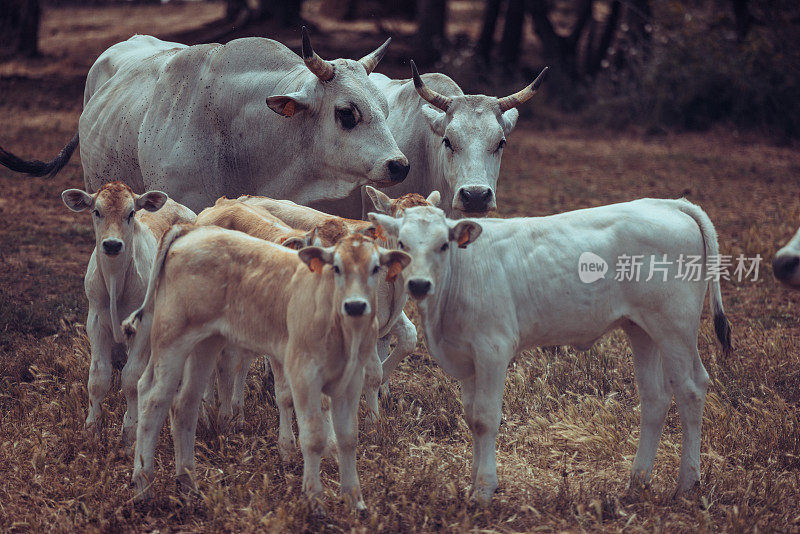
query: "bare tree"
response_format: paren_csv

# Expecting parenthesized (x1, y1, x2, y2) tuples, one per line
(414, 0, 448, 65)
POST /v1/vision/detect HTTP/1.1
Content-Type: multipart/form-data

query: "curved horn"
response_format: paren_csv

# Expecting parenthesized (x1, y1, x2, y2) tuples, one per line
(497, 66, 549, 112)
(410, 60, 452, 112)
(301, 26, 335, 82)
(359, 37, 391, 74)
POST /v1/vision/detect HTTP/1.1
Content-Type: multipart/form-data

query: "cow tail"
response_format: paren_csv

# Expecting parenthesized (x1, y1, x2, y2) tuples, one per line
(122, 224, 193, 341)
(675, 199, 732, 355)
(0, 132, 79, 178)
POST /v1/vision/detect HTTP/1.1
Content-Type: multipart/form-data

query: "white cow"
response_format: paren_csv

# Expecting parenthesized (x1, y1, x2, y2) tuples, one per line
(61, 182, 195, 447)
(0, 29, 408, 214)
(369, 198, 731, 505)
(122, 226, 410, 512)
(773, 228, 800, 288)
(332, 62, 548, 219)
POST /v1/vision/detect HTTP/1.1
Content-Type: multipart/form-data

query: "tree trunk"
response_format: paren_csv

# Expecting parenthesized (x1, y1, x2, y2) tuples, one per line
(499, 0, 525, 66)
(0, 0, 41, 58)
(414, 0, 447, 65)
(477, 0, 503, 61)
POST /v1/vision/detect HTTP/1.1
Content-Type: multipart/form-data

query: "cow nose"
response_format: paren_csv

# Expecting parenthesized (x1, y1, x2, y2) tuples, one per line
(773, 254, 799, 282)
(458, 186, 493, 212)
(407, 279, 432, 298)
(102, 239, 124, 256)
(387, 159, 410, 183)
(344, 300, 368, 317)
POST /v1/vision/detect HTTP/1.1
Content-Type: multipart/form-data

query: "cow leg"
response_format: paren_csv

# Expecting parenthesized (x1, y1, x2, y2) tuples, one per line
(469, 359, 507, 507)
(288, 360, 327, 510)
(86, 309, 114, 431)
(132, 334, 194, 502)
(363, 349, 382, 423)
(330, 367, 367, 512)
(624, 323, 672, 491)
(170, 336, 224, 494)
(268, 357, 297, 463)
(380, 311, 417, 380)
(658, 335, 709, 495)
(121, 312, 152, 450)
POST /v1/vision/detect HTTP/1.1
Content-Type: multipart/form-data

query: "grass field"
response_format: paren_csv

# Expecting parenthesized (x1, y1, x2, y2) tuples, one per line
(0, 3, 799, 532)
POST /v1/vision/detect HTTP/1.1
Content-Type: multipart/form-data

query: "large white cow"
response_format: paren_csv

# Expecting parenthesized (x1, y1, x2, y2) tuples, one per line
(330, 62, 548, 219)
(369, 198, 731, 505)
(0, 29, 408, 214)
(773, 227, 800, 288)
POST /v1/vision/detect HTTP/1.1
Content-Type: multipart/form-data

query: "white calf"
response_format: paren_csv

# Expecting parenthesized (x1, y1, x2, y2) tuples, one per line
(370, 198, 731, 505)
(62, 181, 195, 446)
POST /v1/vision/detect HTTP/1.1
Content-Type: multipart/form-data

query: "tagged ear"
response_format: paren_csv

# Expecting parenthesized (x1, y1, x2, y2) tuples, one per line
(136, 190, 168, 212)
(449, 220, 483, 248)
(62, 189, 93, 212)
(298, 246, 334, 274)
(266, 89, 313, 117)
(426, 190, 441, 207)
(420, 105, 447, 137)
(380, 249, 412, 282)
(500, 108, 519, 135)
(367, 213, 399, 236)
(365, 185, 393, 214)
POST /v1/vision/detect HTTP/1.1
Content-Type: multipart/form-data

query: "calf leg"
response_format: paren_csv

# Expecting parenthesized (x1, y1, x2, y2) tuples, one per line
(170, 337, 224, 493)
(330, 368, 367, 511)
(86, 310, 114, 430)
(216, 347, 252, 431)
(380, 311, 417, 380)
(268, 357, 297, 463)
(459, 375, 479, 487)
(469, 361, 507, 507)
(363, 350, 382, 423)
(132, 334, 195, 502)
(121, 313, 152, 450)
(624, 323, 672, 490)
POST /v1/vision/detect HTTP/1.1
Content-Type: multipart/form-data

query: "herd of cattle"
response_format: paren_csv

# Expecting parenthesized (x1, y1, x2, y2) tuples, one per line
(1, 28, 799, 514)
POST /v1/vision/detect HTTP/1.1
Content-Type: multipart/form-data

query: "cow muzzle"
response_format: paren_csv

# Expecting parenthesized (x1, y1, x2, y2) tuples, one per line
(455, 186, 495, 215)
(102, 238, 124, 256)
(407, 278, 432, 299)
(343, 298, 370, 317)
(773, 253, 800, 286)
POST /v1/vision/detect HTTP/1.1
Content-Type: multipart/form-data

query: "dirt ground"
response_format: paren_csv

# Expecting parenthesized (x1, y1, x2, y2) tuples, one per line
(1, 2, 799, 532)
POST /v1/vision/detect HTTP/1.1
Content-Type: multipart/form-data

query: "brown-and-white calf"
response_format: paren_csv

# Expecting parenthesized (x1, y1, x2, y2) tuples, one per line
(61, 182, 195, 446)
(122, 225, 410, 511)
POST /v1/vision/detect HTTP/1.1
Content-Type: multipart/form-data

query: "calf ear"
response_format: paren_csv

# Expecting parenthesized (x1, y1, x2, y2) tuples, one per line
(426, 190, 441, 206)
(280, 235, 308, 250)
(136, 191, 168, 212)
(365, 186, 393, 214)
(357, 224, 387, 242)
(266, 88, 313, 118)
(420, 105, 447, 137)
(62, 189, 93, 212)
(449, 220, 482, 248)
(298, 246, 334, 274)
(367, 213, 399, 236)
(380, 250, 412, 282)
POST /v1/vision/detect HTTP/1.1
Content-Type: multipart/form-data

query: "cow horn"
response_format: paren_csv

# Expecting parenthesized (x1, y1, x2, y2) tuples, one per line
(301, 26, 335, 82)
(359, 37, 391, 74)
(497, 67, 549, 112)
(410, 60, 451, 112)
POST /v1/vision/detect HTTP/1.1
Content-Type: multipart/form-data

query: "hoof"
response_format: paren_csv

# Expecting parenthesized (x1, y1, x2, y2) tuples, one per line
(176, 472, 198, 500)
(673, 479, 701, 500)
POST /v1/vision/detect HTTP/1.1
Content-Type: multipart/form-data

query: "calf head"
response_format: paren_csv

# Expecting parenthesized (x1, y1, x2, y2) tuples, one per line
(297, 234, 411, 320)
(369, 206, 482, 299)
(62, 182, 167, 262)
(365, 185, 441, 218)
(410, 61, 548, 217)
(774, 227, 800, 288)
(266, 27, 409, 190)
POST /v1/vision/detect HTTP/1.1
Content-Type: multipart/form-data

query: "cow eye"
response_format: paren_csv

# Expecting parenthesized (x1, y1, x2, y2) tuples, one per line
(336, 108, 357, 130)
(93, 209, 102, 218)
(333, 265, 341, 274)
(372, 265, 380, 275)
(398, 240, 405, 250)
(440, 243, 449, 252)
(496, 139, 506, 152)
(443, 137, 454, 151)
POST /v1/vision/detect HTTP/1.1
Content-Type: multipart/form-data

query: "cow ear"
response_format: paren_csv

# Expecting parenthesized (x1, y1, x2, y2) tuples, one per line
(449, 220, 482, 248)
(136, 191, 168, 212)
(365, 185, 393, 214)
(500, 108, 519, 135)
(62, 189, 93, 212)
(379, 249, 412, 282)
(426, 190, 441, 207)
(420, 105, 447, 137)
(367, 212, 399, 236)
(298, 246, 334, 274)
(267, 89, 313, 117)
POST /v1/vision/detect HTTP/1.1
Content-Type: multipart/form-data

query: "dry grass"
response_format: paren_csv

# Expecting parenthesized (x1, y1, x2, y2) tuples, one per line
(1, 3, 800, 532)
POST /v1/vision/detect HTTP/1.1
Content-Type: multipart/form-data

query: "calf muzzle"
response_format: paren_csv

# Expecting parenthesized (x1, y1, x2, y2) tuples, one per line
(773, 254, 799, 283)
(102, 239, 124, 256)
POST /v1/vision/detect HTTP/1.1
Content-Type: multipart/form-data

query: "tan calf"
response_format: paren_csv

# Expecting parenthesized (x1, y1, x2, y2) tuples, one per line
(61, 182, 195, 446)
(124, 226, 410, 511)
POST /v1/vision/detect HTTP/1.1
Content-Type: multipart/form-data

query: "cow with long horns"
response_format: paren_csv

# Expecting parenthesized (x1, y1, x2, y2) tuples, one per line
(0, 29, 408, 214)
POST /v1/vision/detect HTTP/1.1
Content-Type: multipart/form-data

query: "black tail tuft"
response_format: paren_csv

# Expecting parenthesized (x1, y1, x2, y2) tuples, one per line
(714, 311, 732, 356)
(0, 132, 79, 178)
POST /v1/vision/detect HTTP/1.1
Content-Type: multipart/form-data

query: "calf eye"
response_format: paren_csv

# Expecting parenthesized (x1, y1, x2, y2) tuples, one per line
(440, 243, 449, 252)
(93, 209, 102, 218)
(496, 139, 506, 152)
(336, 108, 357, 130)
(372, 265, 380, 275)
(127, 210, 135, 222)
(333, 265, 341, 274)
(398, 240, 405, 250)
(443, 137, 454, 151)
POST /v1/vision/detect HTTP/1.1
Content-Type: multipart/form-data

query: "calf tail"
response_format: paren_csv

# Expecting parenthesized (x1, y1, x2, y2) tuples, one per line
(0, 132, 79, 178)
(122, 224, 193, 342)
(675, 199, 732, 355)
